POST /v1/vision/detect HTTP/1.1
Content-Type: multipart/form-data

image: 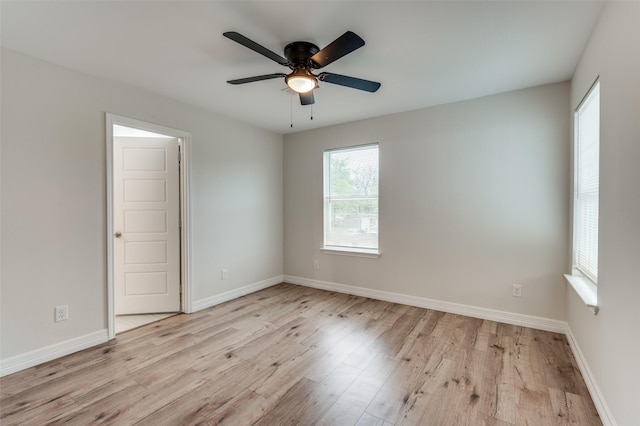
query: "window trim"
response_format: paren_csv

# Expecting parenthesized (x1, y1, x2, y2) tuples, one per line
(320, 247, 381, 258)
(323, 143, 380, 256)
(566, 78, 599, 314)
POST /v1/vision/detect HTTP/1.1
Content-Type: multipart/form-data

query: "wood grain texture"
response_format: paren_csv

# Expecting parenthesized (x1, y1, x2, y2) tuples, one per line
(0, 283, 601, 425)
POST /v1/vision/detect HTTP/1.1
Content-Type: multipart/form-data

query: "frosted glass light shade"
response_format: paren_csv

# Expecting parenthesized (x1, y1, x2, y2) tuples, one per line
(286, 70, 316, 93)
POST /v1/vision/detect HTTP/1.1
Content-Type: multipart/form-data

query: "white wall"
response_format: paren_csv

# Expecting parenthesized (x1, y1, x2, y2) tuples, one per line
(284, 82, 570, 321)
(0, 49, 283, 360)
(567, 2, 640, 425)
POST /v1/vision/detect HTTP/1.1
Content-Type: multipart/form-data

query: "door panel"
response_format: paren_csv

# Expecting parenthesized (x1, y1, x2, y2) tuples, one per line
(125, 272, 168, 295)
(124, 210, 167, 233)
(124, 241, 167, 264)
(123, 147, 167, 171)
(114, 137, 180, 315)
(124, 180, 167, 202)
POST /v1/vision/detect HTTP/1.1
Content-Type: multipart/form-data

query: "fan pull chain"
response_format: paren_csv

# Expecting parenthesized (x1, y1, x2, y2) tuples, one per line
(290, 94, 293, 128)
(310, 105, 313, 121)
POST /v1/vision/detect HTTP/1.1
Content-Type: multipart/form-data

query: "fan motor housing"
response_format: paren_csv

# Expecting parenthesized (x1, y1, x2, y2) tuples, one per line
(284, 41, 320, 69)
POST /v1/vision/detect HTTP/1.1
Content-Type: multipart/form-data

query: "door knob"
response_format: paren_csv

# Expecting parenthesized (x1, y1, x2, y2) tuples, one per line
(114, 232, 122, 238)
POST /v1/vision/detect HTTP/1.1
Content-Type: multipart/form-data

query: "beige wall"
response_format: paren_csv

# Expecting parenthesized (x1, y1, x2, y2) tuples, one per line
(0, 49, 283, 360)
(568, 2, 640, 424)
(284, 82, 570, 320)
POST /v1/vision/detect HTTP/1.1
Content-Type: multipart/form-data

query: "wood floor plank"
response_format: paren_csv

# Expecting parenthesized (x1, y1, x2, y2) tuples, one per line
(132, 378, 228, 425)
(513, 326, 550, 393)
(249, 344, 323, 398)
(474, 319, 498, 352)
(0, 392, 78, 426)
(315, 373, 382, 426)
(259, 361, 361, 425)
(341, 303, 411, 369)
(479, 332, 516, 424)
(49, 381, 148, 425)
(474, 414, 516, 426)
(548, 387, 600, 426)
(180, 361, 279, 423)
(445, 350, 486, 424)
(365, 360, 422, 422)
(65, 368, 205, 425)
(396, 356, 455, 425)
(316, 350, 401, 426)
(1, 357, 130, 420)
(0, 360, 70, 398)
(192, 388, 270, 425)
(356, 412, 394, 426)
(536, 330, 594, 401)
(0, 283, 602, 425)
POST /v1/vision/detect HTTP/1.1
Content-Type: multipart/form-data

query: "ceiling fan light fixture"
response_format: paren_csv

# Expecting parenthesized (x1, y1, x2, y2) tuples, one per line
(224, 31, 380, 106)
(285, 69, 316, 93)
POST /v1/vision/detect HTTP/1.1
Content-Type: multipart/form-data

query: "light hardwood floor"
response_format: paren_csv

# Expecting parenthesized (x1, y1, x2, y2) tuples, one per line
(0, 283, 600, 425)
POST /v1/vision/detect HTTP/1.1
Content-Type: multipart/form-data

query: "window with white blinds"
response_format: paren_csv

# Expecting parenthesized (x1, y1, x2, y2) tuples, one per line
(573, 81, 600, 284)
(324, 144, 379, 252)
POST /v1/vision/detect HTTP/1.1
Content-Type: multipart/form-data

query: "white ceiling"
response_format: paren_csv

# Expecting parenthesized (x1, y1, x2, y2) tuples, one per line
(1, 1, 604, 134)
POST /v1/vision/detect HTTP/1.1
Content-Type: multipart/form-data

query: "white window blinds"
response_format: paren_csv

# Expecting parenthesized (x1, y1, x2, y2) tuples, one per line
(574, 81, 600, 283)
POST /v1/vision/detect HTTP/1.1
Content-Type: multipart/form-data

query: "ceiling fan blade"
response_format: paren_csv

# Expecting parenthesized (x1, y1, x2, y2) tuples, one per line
(223, 32, 289, 66)
(299, 91, 315, 105)
(227, 73, 286, 85)
(318, 72, 381, 92)
(311, 31, 365, 68)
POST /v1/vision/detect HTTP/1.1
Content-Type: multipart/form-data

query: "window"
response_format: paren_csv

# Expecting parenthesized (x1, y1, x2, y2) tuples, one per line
(324, 144, 379, 253)
(573, 80, 600, 284)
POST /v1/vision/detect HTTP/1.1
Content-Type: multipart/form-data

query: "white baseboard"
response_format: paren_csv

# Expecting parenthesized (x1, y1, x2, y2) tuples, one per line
(191, 275, 283, 312)
(285, 275, 567, 333)
(0, 329, 109, 377)
(565, 325, 617, 426)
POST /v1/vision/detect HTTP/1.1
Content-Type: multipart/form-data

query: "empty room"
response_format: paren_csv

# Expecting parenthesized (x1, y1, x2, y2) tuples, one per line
(1, 1, 638, 425)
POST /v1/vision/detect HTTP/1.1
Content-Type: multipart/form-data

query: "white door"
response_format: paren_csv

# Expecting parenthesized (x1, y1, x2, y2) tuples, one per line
(113, 136, 181, 314)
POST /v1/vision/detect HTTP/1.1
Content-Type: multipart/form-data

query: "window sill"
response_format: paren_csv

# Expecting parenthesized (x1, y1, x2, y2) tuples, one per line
(564, 274, 599, 314)
(321, 247, 381, 258)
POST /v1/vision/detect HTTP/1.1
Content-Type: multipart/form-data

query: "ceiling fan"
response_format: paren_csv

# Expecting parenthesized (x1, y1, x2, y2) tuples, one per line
(223, 31, 381, 105)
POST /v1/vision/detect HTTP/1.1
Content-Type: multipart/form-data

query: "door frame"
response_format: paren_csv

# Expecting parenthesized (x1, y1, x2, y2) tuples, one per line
(106, 113, 192, 339)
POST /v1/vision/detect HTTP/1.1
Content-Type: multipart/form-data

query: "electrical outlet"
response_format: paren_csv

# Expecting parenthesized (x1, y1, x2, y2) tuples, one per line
(313, 260, 319, 270)
(512, 284, 522, 297)
(55, 305, 68, 322)
(221, 269, 229, 280)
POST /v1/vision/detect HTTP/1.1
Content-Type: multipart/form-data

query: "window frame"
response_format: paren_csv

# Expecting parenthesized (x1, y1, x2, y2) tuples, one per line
(572, 79, 600, 285)
(565, 78, 600, 314)
(322, 143, 380, 257)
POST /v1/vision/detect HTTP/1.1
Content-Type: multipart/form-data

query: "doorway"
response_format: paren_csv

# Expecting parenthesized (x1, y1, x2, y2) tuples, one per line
(106, 114, 191, 338)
